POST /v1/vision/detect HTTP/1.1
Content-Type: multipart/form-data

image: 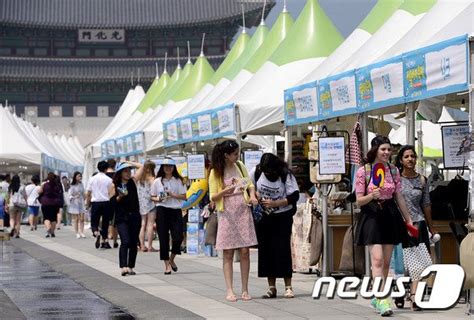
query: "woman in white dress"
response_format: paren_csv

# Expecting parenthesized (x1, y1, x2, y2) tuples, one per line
(137, 160, 157, 252)
(68, 172, 86, 238)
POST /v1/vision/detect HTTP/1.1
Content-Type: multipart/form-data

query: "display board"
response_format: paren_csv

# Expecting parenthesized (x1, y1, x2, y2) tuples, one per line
(318, 136, 346, 175)
(441, 124, 470, 169)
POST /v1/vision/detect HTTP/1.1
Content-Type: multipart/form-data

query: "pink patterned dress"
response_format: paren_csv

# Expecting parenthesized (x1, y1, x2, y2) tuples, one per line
(215, 177, 258, 250)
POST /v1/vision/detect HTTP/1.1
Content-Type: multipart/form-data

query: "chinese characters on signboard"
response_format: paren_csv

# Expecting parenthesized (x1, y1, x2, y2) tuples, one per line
(78, 29, 125, 43)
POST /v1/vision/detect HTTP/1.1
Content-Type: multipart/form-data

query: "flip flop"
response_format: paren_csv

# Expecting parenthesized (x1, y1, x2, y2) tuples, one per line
(225, 294, 237, 302)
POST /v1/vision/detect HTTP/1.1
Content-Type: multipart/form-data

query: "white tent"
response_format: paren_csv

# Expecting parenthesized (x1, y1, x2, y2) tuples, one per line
(0, 106, 42, 165)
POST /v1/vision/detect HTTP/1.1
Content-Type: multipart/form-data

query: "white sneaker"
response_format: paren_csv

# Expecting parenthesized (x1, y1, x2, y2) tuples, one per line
(76, 234, 81, 239)
(80, 233, 86, 238)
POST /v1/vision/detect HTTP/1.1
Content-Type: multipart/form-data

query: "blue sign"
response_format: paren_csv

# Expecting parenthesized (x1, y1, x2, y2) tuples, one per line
(164, 104, 236, 147)
(284, 81, 318, 126)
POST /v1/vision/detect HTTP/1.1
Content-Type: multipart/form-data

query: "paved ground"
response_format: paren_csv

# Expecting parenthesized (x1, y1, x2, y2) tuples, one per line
(1, 225, 470, 319)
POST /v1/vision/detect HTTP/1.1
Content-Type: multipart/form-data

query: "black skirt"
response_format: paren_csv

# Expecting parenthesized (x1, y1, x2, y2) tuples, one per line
(257, 209, 293, 278)
(355, 198, 408, 246)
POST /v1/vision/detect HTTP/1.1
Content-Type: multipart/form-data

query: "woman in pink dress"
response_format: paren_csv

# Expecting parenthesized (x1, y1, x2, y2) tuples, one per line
(209, 140, 258, 302)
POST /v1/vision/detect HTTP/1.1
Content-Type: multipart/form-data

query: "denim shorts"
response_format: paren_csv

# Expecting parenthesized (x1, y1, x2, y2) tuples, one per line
(28, 206, 40, 216)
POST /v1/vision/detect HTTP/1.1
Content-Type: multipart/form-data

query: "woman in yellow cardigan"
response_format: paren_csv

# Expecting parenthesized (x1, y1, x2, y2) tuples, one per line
(209, 140, 258, 302)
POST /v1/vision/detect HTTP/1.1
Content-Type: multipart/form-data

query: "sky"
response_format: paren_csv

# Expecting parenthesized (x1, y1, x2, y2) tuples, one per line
(245, 0, 378, 38)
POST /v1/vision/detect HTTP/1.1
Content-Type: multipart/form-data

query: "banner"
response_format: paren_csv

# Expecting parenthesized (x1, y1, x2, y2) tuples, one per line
(283, 35, 469, 126)
(356, 56, 404, 112)
(163, 104, 236, 147)
(243, 150, 263, 173)
(319, 70, 357, 120)
(284, 82, 318, 126)
(404, 35, 468, 102)
(187, 154, 206, 180)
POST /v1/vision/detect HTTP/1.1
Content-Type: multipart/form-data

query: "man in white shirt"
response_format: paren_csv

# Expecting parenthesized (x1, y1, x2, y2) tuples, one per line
(86, 161, 114, 249)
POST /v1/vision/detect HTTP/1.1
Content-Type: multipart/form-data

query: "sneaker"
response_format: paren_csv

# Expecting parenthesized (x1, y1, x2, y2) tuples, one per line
(377, 299, 393, 317)
(51, 233, 55, 238)
(95, 235, 101, 249)
(80, 233, 86, 238)
(371, 298, 379, 310)
(76, 234, 81, 239)
(113, 242, 119, 248)
(102, 242, 112, 249)
(45, 232, 50, 238)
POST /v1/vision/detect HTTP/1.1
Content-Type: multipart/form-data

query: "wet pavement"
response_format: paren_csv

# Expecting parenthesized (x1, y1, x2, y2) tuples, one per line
(1, 241, 135, 320)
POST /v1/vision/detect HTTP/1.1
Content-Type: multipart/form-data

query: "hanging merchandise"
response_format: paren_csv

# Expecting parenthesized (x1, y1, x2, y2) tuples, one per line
(291, 200, 314, 272)
(346, 121, 363, 166)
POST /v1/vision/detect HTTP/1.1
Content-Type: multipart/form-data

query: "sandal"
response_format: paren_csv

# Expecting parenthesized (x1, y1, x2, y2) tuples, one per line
(394, 296, 405, 309)
(241, 292, 252, 301)
(408, 294, 421, 311)
(262, 287, 277, 299)
(225, 294, 237, 302)
(284, 286, 295, 298)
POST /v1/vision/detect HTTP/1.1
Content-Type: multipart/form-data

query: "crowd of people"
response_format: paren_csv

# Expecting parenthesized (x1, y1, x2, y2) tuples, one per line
(0, 136, 437, 315)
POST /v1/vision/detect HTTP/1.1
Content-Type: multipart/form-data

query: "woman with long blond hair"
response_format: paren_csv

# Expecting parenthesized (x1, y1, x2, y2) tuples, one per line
(137, 160, 158, 252)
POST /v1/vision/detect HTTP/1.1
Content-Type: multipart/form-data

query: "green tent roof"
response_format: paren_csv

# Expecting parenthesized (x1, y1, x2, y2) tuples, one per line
(400, 0, 437, 16)
(153, 60, 193, 107)
(209, 31, 250, 85)
(245, 10, 294, 73)
(172, 54, 215, 102)
(137, 71, 170, 112)
(270, 0, 344, 66)
(359, 0, 404, 34)
(225, 23, 269, 80)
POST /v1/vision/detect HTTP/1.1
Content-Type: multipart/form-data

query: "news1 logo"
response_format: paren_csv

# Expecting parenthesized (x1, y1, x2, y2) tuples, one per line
(312, 264, 465, 310)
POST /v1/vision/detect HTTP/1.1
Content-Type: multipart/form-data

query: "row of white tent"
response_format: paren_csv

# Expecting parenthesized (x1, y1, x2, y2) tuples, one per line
(0, 105, 84, 173)
(90, 0, 474, 164)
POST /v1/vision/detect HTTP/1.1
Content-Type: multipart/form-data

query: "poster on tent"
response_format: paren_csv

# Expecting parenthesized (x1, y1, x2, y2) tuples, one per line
(196, 113, 213, 140)
(106, 140, 116, 158)
(318, 71, 357, 120)
(179, 118, 193, 143)
(441, 124, 470, 169)
(163, 121, 179, 147)
(101, 142, 108, 159)
(211, 104, 235, 138)
(356, 56, 404, 112)
(404, 35, 468, 102)
(133, 132, 145, 154)
(243, 150, 263, 173)
(284, 81, 318, 126)
(115, 137, 125, 156)
(126, 136, 134, 155)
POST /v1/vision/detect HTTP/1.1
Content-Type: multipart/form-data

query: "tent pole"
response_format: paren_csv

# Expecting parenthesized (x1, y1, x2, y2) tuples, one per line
(406, 102, 416, 145)
(191, 142, 198, 154)
(468, 42, 474, 314)
(360, 112, 371, 277)
(284, 126, 293, 167)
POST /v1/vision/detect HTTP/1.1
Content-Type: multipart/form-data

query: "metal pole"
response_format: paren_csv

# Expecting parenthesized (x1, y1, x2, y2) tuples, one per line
(284, 126, 293, 167)
(406, 103, 416, 145)
(178, 145, 185, 156)
(321, 183, 329, 276)
(191, 142, 198, 154)
(360, 113, 371, 277)
(468, 45, 474, 314)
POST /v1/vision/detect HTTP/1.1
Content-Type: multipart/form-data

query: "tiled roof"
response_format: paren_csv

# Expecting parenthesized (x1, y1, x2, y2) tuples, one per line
(0, 0, 273, 29)
(0, 56, 225, 81)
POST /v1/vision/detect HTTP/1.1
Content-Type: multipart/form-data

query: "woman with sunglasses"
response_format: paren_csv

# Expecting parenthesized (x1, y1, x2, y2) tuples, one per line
(209, 140, 258, 302)
(111, 161, 144, 276)
(395, 145, 436, 311)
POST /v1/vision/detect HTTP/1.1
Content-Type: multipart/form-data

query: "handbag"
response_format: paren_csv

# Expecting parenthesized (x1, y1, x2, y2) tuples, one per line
(251, 204, 264, 223)
(309, 210, 323, 266)
(403, 242, 432, 280)
(204, 212, 218, 245)
(460, 230, 474, 289)
(12, 187, 27, 208)
(391, 244, 405, 275)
